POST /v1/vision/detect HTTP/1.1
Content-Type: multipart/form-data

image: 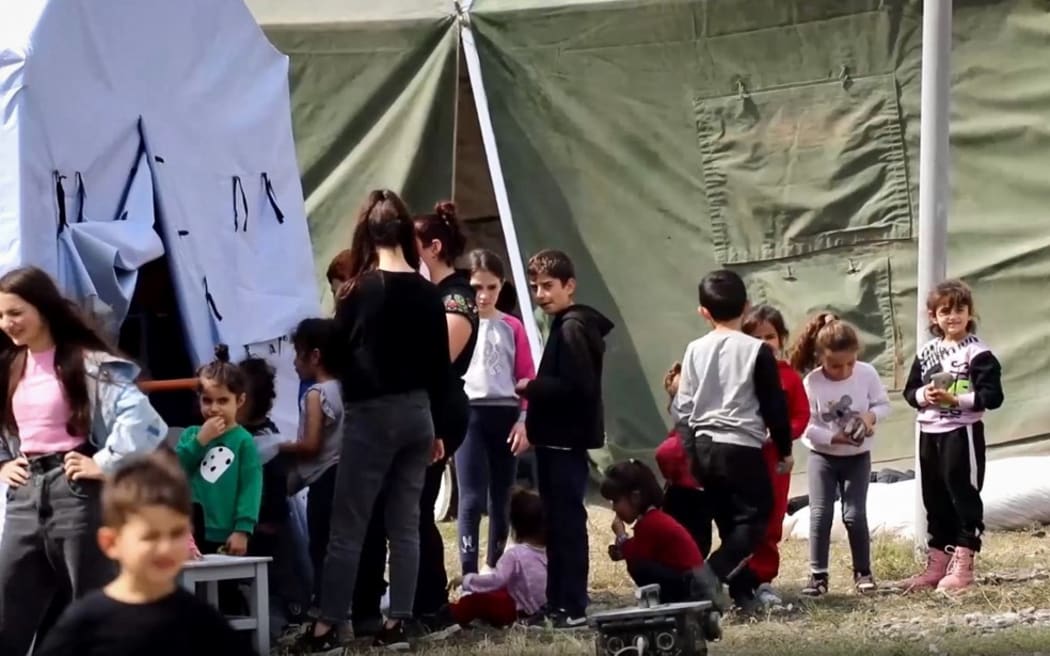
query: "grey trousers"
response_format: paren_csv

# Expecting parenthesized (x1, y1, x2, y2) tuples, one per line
(0, 462, 116, 655)
(807, 450, 872, 575)
(319, 391, 433, 624)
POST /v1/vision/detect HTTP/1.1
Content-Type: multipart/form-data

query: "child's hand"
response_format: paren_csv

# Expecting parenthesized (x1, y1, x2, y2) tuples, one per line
(926, 388, 957, 407)
(514, 379, 530, 395)
(830, 431, 853, 446)
(198, 417, 227, 445)
(508, 423, 530, 456)
(431, 439, 446, 464)
(611, 517, 627, 539)
(860, 411, 877, 435)
(608, 544, 624, 562)
(776, 455, 794, 475)
(447, 576, 464, 592)
(63, 452, 103, 481)
(224, 531, 249, 556)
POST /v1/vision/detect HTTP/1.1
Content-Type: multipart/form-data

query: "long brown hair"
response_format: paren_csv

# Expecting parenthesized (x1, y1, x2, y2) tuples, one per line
(788, 312, 860, 374)
(337, 189, 419, 298)
(0, 267, 116, 439)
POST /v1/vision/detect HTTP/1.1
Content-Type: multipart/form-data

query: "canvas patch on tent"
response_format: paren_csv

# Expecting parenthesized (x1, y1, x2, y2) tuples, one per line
(694, 74, 912, 265)
(742, 254, 901, 388)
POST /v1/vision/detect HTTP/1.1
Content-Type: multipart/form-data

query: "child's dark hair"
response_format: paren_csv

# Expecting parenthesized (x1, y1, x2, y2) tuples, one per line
(527, 249, 575, 284)
(509, 487, 545, 545)
(238, 356, 276, 424)
(414, 201, 467, 266)
(698, 269, 748, 321)
(102, 452, 192, 529)
(468, 248, 506, 280)
(926, 279, 977, 337)
(292, 318, 338, 374)
(742, 304, 790, 346)
(789, 312, 861, 374)
(600, 460, 664, 511)
(197, 344, 247, 395)
(663, 362, 682, 411)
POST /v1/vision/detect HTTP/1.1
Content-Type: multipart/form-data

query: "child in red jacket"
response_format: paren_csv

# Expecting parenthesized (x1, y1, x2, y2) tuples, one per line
(654, 363, 711, 556)
(742, 305, 810, 605)
(602, 460, 706, 604)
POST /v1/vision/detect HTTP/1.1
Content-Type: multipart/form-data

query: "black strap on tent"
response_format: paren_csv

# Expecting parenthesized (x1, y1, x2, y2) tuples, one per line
(54, 171, 68, 236)
(261, 173, 285, 224)
(232, 176, 248, 232)
(74, 172, 86, 223)
(203, 277, 223, 321)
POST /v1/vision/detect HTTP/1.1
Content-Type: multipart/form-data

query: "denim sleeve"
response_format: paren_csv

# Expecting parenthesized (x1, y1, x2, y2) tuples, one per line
(93, 378, 168, 472)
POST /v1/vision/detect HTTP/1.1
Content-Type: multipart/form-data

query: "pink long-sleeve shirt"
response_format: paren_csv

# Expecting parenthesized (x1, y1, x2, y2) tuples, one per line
(462, 312, 535, 419)
(462, 543, 547, 615)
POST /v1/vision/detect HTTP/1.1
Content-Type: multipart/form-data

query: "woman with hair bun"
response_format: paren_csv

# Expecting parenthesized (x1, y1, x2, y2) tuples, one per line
(412, 200, 479, 629)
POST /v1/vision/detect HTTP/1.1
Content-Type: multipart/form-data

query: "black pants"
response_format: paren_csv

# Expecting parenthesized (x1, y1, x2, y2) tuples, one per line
(692, 436, 771, 597)
(415, 460, 450, 616)
(663, 485, 712, 558)
(920, 423, 986, 552)
(306, 465, 338, 600)
(535, 447, 590, 617)
(627, 560, 692, 604)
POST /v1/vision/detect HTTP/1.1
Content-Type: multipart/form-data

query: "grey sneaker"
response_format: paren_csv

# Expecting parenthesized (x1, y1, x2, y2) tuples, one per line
(755, 583, 783, 607)
(854, 572, 878, 594)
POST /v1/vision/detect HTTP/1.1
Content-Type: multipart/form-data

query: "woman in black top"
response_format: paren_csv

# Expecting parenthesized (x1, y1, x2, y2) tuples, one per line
(411, 201, 479, 625)
(301, 190, 453, 652)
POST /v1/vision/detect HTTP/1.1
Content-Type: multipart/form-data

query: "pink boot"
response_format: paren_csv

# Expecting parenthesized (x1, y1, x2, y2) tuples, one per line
(902, 548, 951, 592)
(937, 547, 976, 592)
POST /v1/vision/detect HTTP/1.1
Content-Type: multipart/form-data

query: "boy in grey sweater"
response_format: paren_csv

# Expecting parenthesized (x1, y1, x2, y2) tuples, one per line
(672, 270, 793, 611)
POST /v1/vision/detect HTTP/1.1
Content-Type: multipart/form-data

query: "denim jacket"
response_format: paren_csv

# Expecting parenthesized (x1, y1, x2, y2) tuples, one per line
(0, 351, 168, 473)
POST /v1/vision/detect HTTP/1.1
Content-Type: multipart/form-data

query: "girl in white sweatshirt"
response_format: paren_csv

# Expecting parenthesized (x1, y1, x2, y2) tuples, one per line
(790, 313, 890, 597)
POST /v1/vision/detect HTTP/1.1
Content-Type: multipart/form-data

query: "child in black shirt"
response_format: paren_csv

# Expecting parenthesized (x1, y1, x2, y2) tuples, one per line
(516, 249, 613, 628)
(37, 453, 253, 656)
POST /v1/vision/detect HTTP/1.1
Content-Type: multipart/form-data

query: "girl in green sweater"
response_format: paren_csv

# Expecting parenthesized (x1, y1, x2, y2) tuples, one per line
(176, 345, 263, 556)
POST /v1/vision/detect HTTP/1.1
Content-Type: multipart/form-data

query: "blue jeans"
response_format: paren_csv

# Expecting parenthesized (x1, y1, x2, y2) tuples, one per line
(0, 457, 116, 655)
(455, 405, 520, 574)
(535, 447, 590, 617)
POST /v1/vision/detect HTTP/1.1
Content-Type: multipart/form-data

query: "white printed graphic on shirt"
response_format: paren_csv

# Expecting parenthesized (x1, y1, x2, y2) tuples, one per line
(484, 326, 504, 378)
(200, 445, 235, 484)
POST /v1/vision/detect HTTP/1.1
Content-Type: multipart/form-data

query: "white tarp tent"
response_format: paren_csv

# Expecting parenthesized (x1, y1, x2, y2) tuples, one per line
(0, 0, 319, 437)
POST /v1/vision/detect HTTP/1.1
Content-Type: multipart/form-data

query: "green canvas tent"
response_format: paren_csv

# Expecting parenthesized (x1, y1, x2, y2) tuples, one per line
(246, 0, 1050, 480)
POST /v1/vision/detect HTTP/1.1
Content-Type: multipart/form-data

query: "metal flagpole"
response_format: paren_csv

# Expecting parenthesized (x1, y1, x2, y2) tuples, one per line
(913, 0, 953, 552)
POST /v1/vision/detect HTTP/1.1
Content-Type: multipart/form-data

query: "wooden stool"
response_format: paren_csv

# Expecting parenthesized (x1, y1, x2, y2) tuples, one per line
(178, 554, 272, 654)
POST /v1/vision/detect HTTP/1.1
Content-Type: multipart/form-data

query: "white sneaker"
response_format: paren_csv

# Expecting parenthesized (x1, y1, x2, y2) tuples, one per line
(755, 583, 783, 607)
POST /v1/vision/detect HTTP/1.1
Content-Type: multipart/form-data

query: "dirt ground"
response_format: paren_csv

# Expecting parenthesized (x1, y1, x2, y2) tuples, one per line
(279, 506, 1050, 655)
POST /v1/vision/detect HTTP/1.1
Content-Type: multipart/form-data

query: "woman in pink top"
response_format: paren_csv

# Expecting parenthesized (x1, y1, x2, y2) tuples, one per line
(0, 267, 167, 654)
(457, 250, 535, 576)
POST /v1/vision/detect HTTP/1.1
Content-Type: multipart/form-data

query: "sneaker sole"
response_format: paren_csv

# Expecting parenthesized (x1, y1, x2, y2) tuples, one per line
(380, 642, 410, 652)
(421, 624, 462, 641)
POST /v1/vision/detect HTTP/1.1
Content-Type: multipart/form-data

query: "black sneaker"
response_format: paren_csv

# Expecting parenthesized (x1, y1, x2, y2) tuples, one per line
(548, 609, 589, 630)
(294, 624, 343, 655)
(351, 615, 384, 638)
(373, 621, 410, 651)
(801, 574, 829, 598)
(413, 605, 461, 641)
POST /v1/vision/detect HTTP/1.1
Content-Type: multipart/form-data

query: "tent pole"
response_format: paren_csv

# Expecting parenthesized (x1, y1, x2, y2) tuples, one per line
(914, 0, 952, 553)
(458, 11, 543, 362)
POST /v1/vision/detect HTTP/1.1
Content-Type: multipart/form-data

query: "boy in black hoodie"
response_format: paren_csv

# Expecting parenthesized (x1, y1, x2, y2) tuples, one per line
(515, 249, 613, 628)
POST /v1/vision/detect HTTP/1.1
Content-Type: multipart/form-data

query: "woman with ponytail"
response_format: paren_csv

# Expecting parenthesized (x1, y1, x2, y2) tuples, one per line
(301, 190, 456, 652)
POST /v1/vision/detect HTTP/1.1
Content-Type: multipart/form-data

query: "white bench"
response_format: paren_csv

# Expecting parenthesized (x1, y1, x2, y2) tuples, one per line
(178, 555, 271, 655)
